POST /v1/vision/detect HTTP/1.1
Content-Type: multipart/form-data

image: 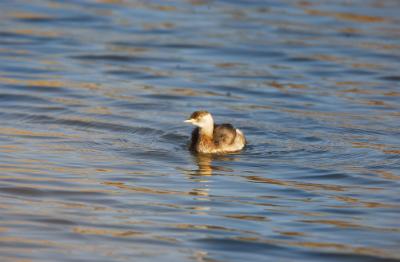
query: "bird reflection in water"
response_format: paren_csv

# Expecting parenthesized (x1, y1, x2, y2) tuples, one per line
(191, 153, 237, 177)
(185, 153, 238, 217)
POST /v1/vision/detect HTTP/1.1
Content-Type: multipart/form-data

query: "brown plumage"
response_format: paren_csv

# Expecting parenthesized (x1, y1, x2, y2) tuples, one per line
(184, 111, 246, 154)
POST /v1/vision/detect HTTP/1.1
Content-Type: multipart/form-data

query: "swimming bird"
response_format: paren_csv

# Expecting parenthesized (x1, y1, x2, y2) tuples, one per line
(184, 111, 246, 154)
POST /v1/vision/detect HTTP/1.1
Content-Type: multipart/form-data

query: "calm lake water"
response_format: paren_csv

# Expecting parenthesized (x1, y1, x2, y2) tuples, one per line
(1, 0, 399, 261)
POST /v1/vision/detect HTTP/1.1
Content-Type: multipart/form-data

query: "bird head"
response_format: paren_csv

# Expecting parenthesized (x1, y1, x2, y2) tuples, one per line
(184, 111, 214, 129)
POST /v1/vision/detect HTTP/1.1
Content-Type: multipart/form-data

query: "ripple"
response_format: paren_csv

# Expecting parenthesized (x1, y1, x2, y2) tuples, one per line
(194, 237, 289, 261)
(111, 41, 216, 50)
(0, 186, 107, 198)
(71, 54, 183, 64)
(105, 69, 168, 80)
(0, 93, 51, 104)
(13, 13, 106, 24)
(380, 75, 400, 82)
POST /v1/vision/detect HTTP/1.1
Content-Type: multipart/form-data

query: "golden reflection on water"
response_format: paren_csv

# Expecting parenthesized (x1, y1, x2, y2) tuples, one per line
(9, 12, 53, 20)
(305, 9, 385, 23)
(83, 106, 113, 115)
(103, 181, 187, 196)
(0, 144, 21, 153)
(0, 76, 100, 91)
(246, 175, 347, 192)
(0, 127, 77, 138)
(14, 28, 62, 38)
(73, 227, 144, 237)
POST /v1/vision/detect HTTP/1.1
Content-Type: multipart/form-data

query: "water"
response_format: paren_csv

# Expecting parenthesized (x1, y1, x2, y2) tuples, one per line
(0, 0, 399, 261)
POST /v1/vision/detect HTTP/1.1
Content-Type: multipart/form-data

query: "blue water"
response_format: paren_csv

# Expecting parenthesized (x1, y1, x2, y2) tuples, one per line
(0, 0, 399, 261)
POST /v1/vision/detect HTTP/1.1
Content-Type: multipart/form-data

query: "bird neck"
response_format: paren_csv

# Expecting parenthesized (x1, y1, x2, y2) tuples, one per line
(198, 124, 214, 138)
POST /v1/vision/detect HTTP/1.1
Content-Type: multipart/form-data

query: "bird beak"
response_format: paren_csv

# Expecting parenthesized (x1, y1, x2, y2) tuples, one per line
(184, 119, 194, 124)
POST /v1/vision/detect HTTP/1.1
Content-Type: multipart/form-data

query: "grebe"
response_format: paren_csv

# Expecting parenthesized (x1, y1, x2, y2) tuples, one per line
(184, 111, 246, 154)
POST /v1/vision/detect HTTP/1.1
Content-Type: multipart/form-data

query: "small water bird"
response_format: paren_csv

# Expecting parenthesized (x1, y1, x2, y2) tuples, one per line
(184, 111, 246, 154)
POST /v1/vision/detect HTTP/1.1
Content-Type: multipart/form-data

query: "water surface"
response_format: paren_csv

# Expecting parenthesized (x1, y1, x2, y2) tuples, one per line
(0, 0, 399, 261)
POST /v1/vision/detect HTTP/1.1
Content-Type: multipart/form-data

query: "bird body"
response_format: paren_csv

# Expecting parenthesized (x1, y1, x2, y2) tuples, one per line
(185, 111, 246, 154)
